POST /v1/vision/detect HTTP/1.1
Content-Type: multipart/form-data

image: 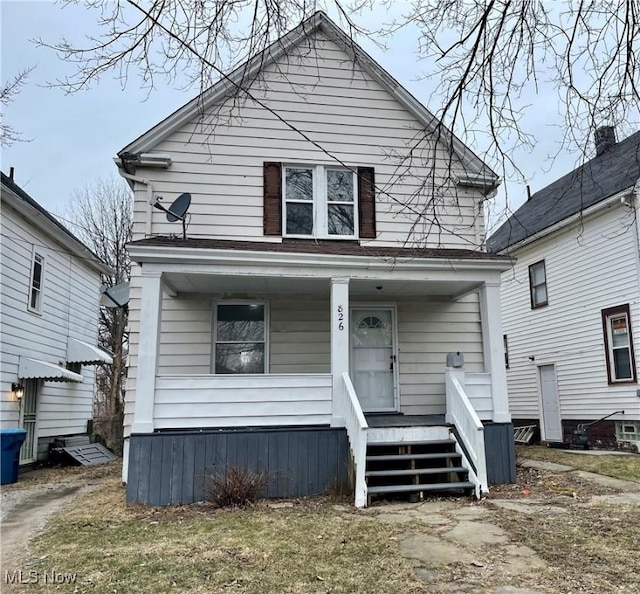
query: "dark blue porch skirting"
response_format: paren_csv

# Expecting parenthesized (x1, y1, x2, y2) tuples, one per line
(483, 422, 516, 484)
(127, 426, 349, 506)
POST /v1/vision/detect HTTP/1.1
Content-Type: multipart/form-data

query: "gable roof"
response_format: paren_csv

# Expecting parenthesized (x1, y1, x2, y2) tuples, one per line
(1, 172, 112, 276)
(487, 130, 640, 253)
(117, 11, 498, 190)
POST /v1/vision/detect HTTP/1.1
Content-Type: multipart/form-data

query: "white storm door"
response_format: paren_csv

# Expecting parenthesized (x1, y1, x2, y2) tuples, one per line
(19, 380, 38, 464)
(351, 307, 397, 412)
(539, 364, 562, 441)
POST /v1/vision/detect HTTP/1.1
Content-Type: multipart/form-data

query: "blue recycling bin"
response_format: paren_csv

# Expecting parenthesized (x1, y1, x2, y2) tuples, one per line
(1, 429, 27, 485)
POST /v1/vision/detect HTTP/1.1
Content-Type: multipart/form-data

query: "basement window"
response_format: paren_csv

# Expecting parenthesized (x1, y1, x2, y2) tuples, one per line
(602, 304, 637, 384)
(213, 303, 267, 374)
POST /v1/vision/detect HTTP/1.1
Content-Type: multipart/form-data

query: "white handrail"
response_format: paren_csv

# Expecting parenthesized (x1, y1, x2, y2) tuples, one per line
(445, 369, 488, 497)
(340, 372, 368, 507)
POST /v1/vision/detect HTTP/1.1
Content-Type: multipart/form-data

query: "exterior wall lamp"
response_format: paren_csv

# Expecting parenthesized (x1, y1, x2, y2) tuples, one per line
(11, 383, 24, 401)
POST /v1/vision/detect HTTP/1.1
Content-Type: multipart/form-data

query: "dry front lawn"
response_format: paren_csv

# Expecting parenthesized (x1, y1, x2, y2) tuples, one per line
(18, 478, 423, 594)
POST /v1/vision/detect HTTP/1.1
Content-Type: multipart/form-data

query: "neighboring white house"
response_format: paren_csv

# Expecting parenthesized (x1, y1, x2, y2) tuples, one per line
(0, 171, 113, 464)
(117, 11, 516, 508)
(487, 128, 640, 449)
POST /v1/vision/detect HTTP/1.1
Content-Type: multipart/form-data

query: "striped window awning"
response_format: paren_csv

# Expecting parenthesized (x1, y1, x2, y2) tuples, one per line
(18, 357, 83, 383)
(66, 337, 113, 365)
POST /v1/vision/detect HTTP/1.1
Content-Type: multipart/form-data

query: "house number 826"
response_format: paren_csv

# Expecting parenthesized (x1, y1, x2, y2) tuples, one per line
(337, 305, 344, 330)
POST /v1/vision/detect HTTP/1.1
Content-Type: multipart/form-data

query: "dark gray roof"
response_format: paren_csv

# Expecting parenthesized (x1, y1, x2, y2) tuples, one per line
(1, 171, 111, 274)
(487, 130, 640, 253)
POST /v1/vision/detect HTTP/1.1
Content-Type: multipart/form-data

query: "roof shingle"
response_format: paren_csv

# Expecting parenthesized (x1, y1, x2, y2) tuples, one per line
(487, 131, 640, 253)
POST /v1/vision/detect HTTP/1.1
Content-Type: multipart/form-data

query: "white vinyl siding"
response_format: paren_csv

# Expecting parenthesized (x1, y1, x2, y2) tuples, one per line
(123, 291, 484, 434)
(0, 202, 101, 445)
(501, 203, 640, 422)
(154, 374, 332, 429)
(397, 294, 485, 415)
(133, 33, 484, 248)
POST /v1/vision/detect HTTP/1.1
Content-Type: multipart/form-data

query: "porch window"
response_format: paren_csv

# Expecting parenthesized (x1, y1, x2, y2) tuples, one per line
(214, 303, 267, 374)
(283, 165, 357, 238)
(528, 260, 547, 308)
(28, 251, 44, 313)
(602, 304, 637, 384)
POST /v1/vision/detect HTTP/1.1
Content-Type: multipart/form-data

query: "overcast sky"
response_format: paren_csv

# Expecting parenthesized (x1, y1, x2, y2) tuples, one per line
(1, 0, 606, 229)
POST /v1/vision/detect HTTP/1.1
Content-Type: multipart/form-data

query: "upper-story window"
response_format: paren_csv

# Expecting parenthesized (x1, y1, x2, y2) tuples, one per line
(263, 162, 376, 240)
(28, 251, 45, 313)
(602, 304, 637, 384)
(284, 165, 357, 239)
(528, 260, 548, 309)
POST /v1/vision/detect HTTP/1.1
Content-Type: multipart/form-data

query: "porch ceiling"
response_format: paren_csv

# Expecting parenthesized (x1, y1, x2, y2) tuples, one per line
(163, 273, 481, 298)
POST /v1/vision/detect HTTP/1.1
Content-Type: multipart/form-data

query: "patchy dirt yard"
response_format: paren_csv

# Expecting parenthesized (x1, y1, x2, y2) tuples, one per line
(2, 450, 639, 593)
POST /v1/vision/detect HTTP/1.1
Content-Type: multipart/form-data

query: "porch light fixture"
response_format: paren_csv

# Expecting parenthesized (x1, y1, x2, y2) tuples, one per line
(11, 383, 24, 401)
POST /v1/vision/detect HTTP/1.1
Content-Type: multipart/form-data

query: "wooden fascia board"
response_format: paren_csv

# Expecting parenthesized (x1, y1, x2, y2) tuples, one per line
(128, 246, 512, 282)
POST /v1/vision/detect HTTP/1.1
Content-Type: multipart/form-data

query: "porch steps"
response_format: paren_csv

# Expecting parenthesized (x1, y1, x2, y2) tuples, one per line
(365, 437, 473, 503)
(367, 482, 475, 495)
(366, 466, 467, 477)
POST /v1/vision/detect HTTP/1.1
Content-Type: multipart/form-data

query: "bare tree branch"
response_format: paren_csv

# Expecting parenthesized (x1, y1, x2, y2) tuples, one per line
(1, 66, 35, 147)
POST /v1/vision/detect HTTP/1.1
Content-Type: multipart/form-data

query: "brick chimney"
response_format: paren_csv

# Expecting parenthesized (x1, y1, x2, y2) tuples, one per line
(595, 126, 617, 156)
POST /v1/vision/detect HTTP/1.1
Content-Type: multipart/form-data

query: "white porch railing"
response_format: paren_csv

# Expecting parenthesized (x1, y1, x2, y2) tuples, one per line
(154, 374, 332, 429)
(445, 368, 488, 497)
(338, 372, 368, 508)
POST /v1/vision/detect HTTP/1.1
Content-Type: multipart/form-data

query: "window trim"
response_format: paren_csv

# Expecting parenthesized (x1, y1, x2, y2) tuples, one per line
(528, 259, 548, 309)
(503, 334, 510, 369)
(282, 163, 358, 240)
(211, 300, 269, 375)
(602, 303, 637, 385)
(27, 249, 45, 314)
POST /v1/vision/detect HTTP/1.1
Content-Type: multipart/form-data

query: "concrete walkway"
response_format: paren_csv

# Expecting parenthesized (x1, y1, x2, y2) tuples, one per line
(363, 459, 640, 593)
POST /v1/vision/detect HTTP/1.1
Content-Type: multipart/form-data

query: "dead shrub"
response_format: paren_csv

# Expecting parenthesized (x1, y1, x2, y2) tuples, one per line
(207, 466, 268, 508)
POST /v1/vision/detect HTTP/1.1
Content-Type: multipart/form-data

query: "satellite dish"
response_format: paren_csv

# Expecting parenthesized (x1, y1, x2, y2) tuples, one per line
(152, 193, 192, 238)
(166, 193, 191, 222)
(101, 281, 130, 308)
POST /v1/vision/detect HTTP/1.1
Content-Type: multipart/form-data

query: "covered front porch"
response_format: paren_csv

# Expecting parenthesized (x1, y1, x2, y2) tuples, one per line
(125, 241, 513, 506)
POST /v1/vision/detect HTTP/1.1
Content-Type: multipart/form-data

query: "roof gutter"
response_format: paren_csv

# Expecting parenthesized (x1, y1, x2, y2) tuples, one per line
(496, 186, 635, 255)
(114, 157, 157, 237)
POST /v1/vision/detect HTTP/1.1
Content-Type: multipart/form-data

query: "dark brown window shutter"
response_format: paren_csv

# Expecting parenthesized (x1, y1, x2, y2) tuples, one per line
(263, 162, 282, 236)
(357, 167, 376, 239)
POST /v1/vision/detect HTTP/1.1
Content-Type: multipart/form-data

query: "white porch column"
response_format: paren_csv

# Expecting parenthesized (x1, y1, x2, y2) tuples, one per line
(330, 277, 350, 425)
(132, 271, 163, 433)
(479, 283, 511, 423)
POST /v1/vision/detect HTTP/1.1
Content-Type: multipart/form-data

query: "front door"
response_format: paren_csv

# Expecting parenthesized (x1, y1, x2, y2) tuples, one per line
(539, 364, 562, 441)
(351, 307, 397, 412)
(19, 380, 38, 464)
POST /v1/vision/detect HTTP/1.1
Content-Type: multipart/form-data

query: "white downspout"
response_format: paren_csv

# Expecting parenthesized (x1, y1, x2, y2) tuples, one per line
(119, 172, 154, 237)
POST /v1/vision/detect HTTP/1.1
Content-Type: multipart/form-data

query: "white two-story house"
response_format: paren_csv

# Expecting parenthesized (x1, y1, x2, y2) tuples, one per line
(1, 171, 112, 465)
(488, 128, 640, 449)
(117, 12, 515, 507)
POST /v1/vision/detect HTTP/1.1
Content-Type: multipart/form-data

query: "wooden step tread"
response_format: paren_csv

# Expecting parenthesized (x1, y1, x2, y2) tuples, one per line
(367, 439, 455, 447)
(367, 481, 474, 495)
(367, 452, 461, 462)
(366, 466, 467, 477)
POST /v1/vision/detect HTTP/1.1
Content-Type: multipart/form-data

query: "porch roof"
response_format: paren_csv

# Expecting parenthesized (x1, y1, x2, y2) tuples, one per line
(129, 237, 511, 262)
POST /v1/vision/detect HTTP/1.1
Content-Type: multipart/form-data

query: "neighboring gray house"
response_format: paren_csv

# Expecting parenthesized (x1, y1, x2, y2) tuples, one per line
(0, 171, 112, 464)
(488, 128, 640, 449)
(117, 12, 516, 508)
